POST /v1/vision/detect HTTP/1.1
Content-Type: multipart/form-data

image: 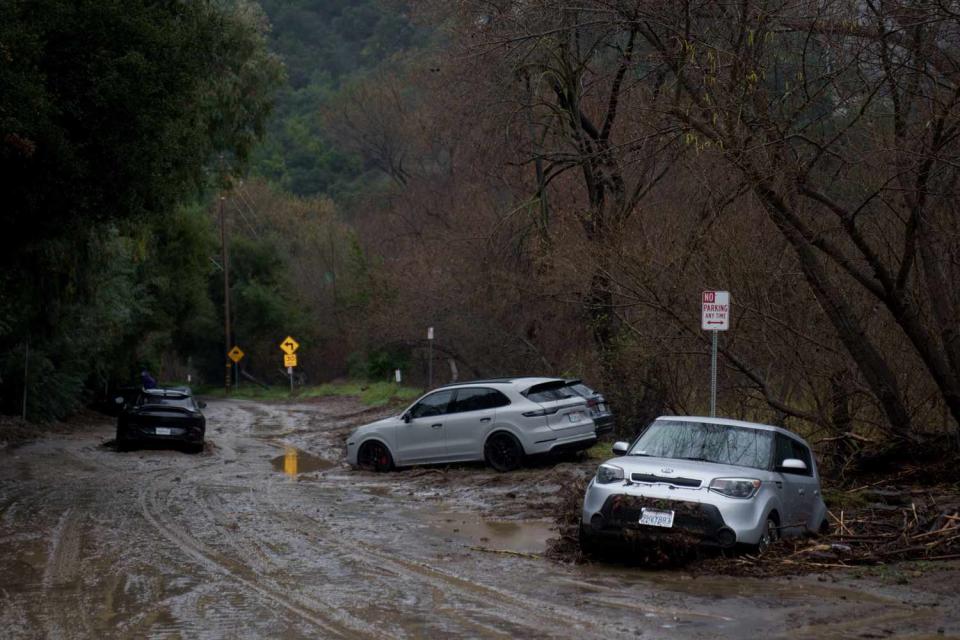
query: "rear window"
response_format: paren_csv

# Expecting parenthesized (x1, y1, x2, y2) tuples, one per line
(565, 383, 594, 397)
(523, 381, 577, 403)
(140, 395, 194, 409)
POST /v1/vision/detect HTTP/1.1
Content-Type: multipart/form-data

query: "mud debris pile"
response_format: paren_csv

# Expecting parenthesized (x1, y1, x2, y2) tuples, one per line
(709, 483, 960, 576)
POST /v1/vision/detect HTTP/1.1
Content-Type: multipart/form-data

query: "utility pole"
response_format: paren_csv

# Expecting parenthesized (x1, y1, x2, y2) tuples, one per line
(220, 193, 231, 395)
(427, 326, 434, 389)
(21, 338, 29, 421)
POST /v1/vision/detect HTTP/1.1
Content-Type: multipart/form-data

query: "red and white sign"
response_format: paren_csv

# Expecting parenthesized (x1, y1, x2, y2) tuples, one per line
(701, 290, 730, 331)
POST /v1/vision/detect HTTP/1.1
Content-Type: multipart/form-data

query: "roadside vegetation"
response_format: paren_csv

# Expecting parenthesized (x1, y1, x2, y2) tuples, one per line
(3, 1, 960, 481)
(201, 381, 421, 407)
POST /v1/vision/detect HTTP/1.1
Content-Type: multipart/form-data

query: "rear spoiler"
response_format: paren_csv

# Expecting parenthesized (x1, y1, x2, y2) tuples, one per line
(521, 380, 569, 397)
(142, 387, 191, 399)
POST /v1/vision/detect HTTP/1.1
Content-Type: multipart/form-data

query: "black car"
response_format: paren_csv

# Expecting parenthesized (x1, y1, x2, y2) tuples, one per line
(564, 379, 615, 436)
(115, 387, 206, 452)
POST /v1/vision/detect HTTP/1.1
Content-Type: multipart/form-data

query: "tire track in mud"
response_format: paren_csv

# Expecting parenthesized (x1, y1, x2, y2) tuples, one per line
(137, 466, 376, 639)
(39, 492, 98, 639)
(43, 507, 82, 589)
(220, 402, 621, 638)
(255, 481, 623, 639)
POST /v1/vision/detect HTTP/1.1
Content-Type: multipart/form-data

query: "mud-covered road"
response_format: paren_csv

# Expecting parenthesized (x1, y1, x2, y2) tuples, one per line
(2, 398, 958, 639)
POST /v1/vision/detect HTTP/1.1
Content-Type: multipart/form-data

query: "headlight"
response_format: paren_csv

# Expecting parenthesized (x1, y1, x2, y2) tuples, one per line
(596, 463, 624, 484)
(709, 478, 761, 499)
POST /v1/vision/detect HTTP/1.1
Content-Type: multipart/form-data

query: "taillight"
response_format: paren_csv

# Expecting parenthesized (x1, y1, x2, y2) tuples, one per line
(522, 407, 560, 417)
(586, 398, 599, 408)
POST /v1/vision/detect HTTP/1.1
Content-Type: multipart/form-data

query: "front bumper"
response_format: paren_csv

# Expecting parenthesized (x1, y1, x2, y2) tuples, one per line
(582, 480, 772, 546)
(585, 493, 736, 547)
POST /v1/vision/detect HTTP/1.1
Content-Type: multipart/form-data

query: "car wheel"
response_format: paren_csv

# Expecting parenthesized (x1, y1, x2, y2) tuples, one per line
(579, 523, 599, 556)
(358, 441, 394, 472)
(484, 433, 523, 472)
(755, 515, 780, 555)
(186, 442, 204, 455)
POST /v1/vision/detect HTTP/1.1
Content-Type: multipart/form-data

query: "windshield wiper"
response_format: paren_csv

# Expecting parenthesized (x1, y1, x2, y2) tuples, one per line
(677, 456, 711, 462)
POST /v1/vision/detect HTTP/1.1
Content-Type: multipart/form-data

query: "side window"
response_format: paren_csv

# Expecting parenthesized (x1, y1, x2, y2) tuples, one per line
(790, 440, 814, 476)
(774, 434, 793, 468)
(408, 390, 454, 419)
(775, 434, 813, 475)
(450, 388, 510, 413)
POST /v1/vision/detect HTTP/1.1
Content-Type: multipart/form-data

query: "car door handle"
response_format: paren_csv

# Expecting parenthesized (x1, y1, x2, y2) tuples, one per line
(480, 417, 491, 423)
(798, 489, 806, 496)
(431, 423, 443, 429)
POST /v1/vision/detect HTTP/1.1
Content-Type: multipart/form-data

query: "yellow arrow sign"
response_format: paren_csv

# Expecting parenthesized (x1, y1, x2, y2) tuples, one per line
(280, 336, 300, 355)
(284, 353, 297, 367)
(227, 346, 245, 363)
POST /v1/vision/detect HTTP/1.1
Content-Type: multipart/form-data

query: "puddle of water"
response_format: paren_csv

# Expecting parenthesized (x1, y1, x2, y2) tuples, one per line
(430, 515, 554, 554)
(271, 446, 334, 477)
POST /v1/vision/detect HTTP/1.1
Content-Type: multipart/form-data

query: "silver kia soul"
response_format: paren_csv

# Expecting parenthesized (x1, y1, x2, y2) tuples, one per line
(580, 416, 828, 552)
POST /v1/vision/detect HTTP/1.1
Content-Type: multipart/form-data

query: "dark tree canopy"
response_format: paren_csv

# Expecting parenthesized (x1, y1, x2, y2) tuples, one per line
(0, 0, 282, 418)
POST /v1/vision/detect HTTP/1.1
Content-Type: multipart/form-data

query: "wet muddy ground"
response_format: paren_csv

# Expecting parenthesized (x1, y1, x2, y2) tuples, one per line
(1, 398, 958, 638)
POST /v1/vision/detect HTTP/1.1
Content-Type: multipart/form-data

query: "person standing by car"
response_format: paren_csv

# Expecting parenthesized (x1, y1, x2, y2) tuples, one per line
(141, 369, 158, 389)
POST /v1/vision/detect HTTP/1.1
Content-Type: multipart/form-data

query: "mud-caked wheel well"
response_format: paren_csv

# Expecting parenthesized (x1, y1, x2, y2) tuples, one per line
(358, 439, 394, 472)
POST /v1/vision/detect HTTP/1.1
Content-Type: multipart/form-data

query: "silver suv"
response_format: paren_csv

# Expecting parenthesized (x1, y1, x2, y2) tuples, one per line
(580, 416, 827, 552)
(346, 378, 598, 472)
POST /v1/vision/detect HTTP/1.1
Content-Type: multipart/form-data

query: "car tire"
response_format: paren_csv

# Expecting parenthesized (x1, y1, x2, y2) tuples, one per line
(358, 441, 394, 472)
(755, 515, 780, 555)
(484, 432, 524, 472)
(579, 523, 599, 556)
(186, 442, 204, 455)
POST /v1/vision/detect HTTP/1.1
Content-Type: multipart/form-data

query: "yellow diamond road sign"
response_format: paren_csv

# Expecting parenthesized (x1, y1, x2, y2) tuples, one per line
(280, 336, 300, 355)
(228, 346, 244, 363)
(284, 353, 297, 367)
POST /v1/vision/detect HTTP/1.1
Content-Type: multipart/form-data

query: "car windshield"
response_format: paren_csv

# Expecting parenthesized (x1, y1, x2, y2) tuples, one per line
(629, 420, 773, 470)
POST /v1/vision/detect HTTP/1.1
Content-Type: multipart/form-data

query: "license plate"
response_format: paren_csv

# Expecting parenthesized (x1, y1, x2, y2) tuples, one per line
(155, 427, 172, 436)
(639, 508, 674, 528)
(567, 411, 583, 423)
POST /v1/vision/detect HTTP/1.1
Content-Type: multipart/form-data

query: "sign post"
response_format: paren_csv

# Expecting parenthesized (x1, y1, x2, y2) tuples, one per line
(279, 336, 300, 393)
(228, 346, 244, 391)
(427, 326, 434, 389)
(701, 291, 730, 417)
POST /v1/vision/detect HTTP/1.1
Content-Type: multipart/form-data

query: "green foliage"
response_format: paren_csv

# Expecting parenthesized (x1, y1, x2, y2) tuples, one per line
(0, 1, 282, 419)
(250, 0, 428, 196)
(201, 381, 421, 406)
(347, 347, 411, 381)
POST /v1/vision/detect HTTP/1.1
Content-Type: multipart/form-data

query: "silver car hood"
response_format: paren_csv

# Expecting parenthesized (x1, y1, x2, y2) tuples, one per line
(606, 455, 772, 484)
(351, 415, 401, 437)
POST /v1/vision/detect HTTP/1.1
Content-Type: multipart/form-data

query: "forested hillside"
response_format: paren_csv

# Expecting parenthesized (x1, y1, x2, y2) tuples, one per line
(4, 0, 960, 468)
(251, 0, 428, 198)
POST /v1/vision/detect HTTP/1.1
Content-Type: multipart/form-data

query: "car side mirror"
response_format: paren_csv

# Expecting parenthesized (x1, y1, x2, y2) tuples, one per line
(779, 458, 807, 473)
(402, 412, 412, 423)
(114, 396, 124, 405)
(197, 401, 207, 409)
(612, 441, 629, 455)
